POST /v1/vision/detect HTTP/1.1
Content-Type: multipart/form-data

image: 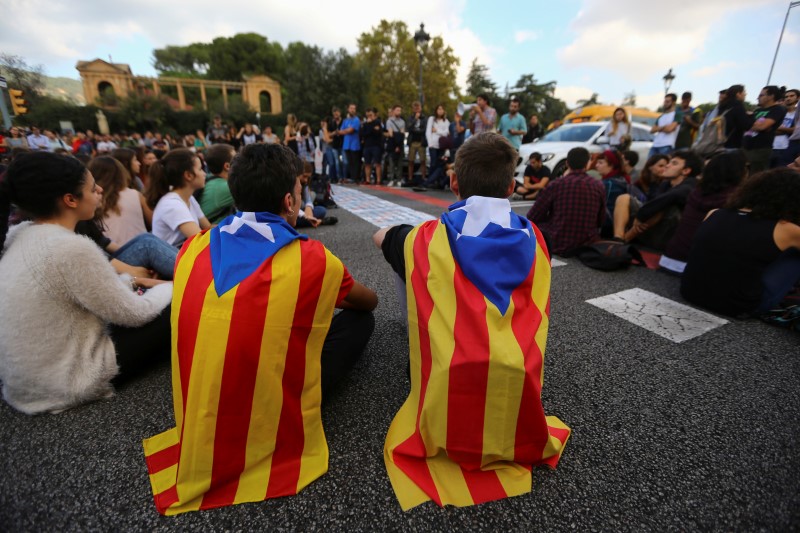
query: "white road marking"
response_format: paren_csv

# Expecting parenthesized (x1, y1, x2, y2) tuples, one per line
(331, 185, 435, 228)
(551, 258, 567, 267)
(586, 288, 728, 343)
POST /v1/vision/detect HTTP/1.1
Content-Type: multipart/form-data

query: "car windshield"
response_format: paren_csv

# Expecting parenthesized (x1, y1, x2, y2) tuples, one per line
(540, 124, 602, 143)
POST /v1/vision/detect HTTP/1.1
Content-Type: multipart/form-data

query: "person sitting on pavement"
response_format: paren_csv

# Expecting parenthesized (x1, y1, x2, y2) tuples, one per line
(197, 143, 237, 224)
(147, 148, 211, 247)
(621, 150, 640, 183)
(0, 152, 173, 415)
(632, 154, 668, 202)
(612, 150, 703, 250)
(296, 161, 337, 228)
(681, 167, 800, 321)
(513, 151, 551, 200)
(659, 150, 748, 275)
(373, 131, 570, 511)
(595, 150, 632, 236)
(527, 147, 606, 256)
(142, 142, 377, 515)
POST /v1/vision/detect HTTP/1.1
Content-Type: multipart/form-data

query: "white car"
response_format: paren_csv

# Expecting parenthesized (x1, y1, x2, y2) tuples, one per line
(514, 121, 654, 183)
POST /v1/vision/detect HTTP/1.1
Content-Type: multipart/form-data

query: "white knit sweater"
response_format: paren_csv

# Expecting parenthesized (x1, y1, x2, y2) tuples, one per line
(0, 222, 173, 414)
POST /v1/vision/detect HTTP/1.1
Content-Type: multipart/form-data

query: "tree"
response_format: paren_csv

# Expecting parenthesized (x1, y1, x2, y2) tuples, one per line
(465, 59, 499, 104)
(621, 91, 636, 107)
(356, 20, 460, 114)
(0, 53, 46, 101)
(507, 73, 568, 127)
(152, 44, 211, 77)
(576, 93, 601, 107)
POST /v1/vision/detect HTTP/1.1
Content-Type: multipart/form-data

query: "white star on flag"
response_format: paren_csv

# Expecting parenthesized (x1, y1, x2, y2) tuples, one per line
(219, 212, 276, 242)
(455, 197, 530, 239)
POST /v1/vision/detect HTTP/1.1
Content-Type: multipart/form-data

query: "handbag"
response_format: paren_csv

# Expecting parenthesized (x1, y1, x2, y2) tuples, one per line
(574, 240, 645, 271)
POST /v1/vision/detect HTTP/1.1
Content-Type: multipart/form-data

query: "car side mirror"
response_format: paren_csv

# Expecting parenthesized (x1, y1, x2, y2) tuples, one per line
(595, 135, 610, 145)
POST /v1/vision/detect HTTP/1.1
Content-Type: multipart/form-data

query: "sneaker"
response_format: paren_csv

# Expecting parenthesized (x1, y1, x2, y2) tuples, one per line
(321, 216, 338, 226)
(510, 193, 525, 201)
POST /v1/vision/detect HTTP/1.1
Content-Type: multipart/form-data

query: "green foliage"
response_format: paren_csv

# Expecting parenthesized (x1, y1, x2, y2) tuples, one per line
(15, 95, 104, 131)
(153, 44, 211, 76)
(465, 59, 499, 104)
(356, 20, 460, 116)
(576, 93, 601, 107)
(621, 91, 637, 107)
(505, 73, 569, 128)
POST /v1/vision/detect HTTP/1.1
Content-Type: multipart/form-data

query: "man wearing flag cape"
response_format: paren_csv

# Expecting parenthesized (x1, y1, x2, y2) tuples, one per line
(142, 143, 378, 515)
(374, 132, 570, 510)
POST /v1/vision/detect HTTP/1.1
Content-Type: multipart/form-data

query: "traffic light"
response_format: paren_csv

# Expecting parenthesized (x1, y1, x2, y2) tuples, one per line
(9, 89, 28, 115)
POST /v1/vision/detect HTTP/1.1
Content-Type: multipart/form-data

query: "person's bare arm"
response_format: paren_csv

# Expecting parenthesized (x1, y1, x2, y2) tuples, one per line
(139, 192, 153, 228)
(199, 216, 211, 231)
(178, 221, 202, 240)
(774, 221, 800, 251)
(372, 226, 393, 248)
(338, 281, 378, 311)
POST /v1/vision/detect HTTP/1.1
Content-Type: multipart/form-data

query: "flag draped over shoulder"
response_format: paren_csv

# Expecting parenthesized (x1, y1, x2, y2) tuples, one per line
(142, 211, 353, 516)
(384, 196, 570, 511)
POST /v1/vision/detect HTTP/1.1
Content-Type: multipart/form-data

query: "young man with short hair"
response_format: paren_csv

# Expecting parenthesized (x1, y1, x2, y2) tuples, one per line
(513, 151, 551, 200)
(374, 132, 570, 511)
(143, 143, 377, 515)
(199, 143, 237, 224)
(526, 147, 606, 255)
(649, 93, 681, 157)
(498, 97, 527, 149)
(406, 101, 427, 184)
(675, 91, 703, 149)
(468, 93, 497, 135)
(384, 104, 405, 186)
(613, 150, 703, 249)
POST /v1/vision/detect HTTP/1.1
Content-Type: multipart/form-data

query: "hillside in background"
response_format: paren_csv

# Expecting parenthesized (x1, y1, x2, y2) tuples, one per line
(41, 75, 85, 105)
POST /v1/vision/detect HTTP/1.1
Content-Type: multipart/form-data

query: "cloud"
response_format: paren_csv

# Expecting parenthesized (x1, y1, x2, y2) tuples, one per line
(557, 0, 775, 82)
(691, 61, 738, 77)
(514, 30, 538, 44)
(783, 29, 799, 45)
(0, 0, 488, 88)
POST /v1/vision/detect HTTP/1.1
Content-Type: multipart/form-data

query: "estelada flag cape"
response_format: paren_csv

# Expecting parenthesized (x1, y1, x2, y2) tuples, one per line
(142, 212, 353, 515)
(384, 196, 570, 511)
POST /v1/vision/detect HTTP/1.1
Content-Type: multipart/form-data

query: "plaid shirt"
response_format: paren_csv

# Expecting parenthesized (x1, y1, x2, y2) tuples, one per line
(526, 171, 606, 255)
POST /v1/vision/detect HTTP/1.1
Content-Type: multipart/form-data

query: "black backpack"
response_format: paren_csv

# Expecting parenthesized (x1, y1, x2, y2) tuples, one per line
(574, 240, 645, 271)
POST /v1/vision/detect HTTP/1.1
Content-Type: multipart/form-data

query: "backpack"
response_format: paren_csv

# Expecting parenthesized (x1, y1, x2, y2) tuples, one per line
(574, 240, 645, 271)
(693, 109, 729, 158)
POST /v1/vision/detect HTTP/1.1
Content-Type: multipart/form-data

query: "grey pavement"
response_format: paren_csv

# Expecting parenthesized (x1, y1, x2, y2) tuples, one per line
(1, 185, 798, 531)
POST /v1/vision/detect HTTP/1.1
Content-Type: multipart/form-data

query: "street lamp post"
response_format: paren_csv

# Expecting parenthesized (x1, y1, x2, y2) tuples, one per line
(663, 68, 675, 95)
(255, 112, 261, 131)
(413, 23, 430, 108)
(767, 1, 800, 85)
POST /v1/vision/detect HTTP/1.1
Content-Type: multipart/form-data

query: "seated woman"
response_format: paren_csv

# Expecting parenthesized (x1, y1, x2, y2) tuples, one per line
(142, 143, 376, 515)
(0, 152, 173, 415)
(296, 161, 337, 228)
(112, 147, 146, 191)
(88, 156, 151, 245)
(632, 154, 668, 201)
(681, 167, 800, 318)
(595, 150, 631, 236)
(147, 148, 211, 248)
(660, 151, 748, 274)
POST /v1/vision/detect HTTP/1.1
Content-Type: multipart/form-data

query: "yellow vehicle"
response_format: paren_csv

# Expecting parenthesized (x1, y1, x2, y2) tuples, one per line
(562, 105, 661, 127)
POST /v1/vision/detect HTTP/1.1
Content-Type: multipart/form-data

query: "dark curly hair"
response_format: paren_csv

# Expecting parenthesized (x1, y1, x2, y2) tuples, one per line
(725, 167, 800, 224)
(698, 150, 747, 195)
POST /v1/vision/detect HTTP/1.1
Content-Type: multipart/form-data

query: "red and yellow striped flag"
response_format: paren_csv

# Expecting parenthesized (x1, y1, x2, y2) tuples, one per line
(384, 213, 570, 511)
(142, 227, 352, 515)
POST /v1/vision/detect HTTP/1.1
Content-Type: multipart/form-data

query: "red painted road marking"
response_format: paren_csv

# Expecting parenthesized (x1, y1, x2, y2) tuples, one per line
(358, 184, 452, 209)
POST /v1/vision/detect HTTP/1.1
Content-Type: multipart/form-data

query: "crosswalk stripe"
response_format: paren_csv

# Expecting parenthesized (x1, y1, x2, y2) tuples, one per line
(331, 185, 435, 228)
(586, 288, 728, 343)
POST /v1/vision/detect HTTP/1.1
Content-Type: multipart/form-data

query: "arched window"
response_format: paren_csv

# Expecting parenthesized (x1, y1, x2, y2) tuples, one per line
(98, 81, 115, 96)
(259, 91, 272, 113)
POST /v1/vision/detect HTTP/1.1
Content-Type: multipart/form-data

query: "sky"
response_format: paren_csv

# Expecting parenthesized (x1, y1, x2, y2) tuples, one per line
(2, 0, 799, 111)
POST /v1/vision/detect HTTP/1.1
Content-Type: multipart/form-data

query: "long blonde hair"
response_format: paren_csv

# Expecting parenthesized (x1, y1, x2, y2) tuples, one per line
(610, 107, 631, 136)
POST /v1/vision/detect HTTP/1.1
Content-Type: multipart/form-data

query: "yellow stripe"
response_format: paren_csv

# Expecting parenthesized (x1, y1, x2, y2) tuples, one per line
(148, 464, 178, 497)
(170, 281, 237, 513)
(541, 416, 571, 460)
(296, 247, 343, 491)
(481, 295, 526, 466)
(419, 224, 457, 456)
(142, 427, 179, 458)
(233, 243, 300, 503)
(531, 242, 551, 385)
(385, 225, 431, 510)
(426, 451, 474, 507)
(490, 461, 532, 499)
(170, 235, 209, 432)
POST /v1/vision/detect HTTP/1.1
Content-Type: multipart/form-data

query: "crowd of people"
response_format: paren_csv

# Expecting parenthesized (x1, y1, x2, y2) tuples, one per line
(0, 81, 797, 514)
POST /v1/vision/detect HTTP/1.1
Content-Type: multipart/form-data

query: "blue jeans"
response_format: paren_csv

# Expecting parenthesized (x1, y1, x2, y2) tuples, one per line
(327, 147, 347, 181)
(113, 233, 178, 280)
(758, 249, 800, 312)
(648, 145, 673, 158)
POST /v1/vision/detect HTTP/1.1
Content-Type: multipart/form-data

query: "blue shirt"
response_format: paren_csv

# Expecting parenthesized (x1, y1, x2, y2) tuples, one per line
(498, 113, 527, 149)
(341, 116, 361, 151)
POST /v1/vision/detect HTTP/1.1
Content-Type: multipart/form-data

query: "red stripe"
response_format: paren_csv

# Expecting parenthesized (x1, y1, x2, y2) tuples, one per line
(639, 249, 661, 270)
(446, 261, 490, 471)
(153, 485, 179, 515)
(392, 221, 442, 506)
(176, 245, 214, 422)
(145, 443, 180, 475)
(510, 257, 549, 463)
(363, 184, 451, 208)
(461, 468, 508, 505)
(199, 260, 273, 509)
(265, 241, 326, 498)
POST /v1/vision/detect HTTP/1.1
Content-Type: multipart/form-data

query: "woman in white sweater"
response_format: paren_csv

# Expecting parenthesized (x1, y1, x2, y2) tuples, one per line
(0, 152, 173, 415)
(426, 104, 451, 178)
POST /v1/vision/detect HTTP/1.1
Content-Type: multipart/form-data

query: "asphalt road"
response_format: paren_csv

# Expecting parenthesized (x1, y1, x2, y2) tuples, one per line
(1, 184, 798, 532)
